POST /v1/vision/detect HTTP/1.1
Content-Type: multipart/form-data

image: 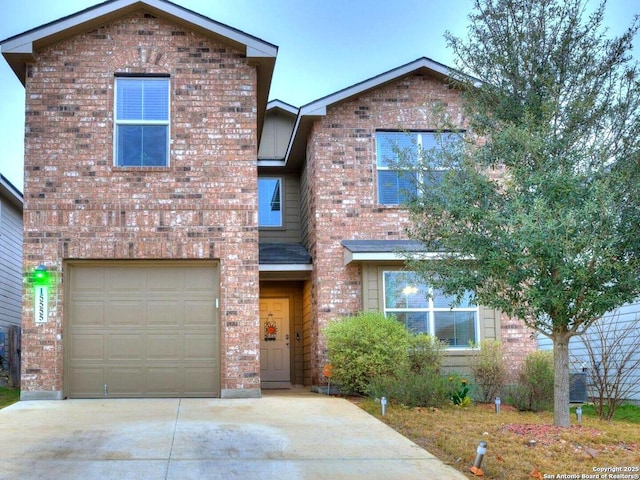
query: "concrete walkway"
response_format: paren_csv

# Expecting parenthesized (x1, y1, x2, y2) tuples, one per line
(0, 390, 468, 479)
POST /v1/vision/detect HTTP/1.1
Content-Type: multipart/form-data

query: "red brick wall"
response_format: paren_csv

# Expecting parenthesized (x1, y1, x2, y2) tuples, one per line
(21, 11, 260, 395)
(301, 73, 462, 384)
(500, 313, 539, 381)
(302, 73, 537, 384)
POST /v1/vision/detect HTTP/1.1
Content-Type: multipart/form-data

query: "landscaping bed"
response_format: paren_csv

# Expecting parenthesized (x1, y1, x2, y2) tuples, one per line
(354, 399, 640, 480)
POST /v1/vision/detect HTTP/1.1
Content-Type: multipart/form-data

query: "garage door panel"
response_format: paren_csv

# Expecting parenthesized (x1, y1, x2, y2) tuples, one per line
(108, 334, 144, 360)
(71, 268, 105, 293)
(107, 368, 144, 395)
(69, 367, 105, 396)
(108, 300, 145, 327)
(147, 301, 180, 327)
(70, 334, 104, 361)
(184, 300, 216, 326)
(146, 334, 180, 360)
(184, 367, 218, 395)
(147, 368, 180, 394)
(148, 269, 182, 292)
(106, 268, 146, 293)
(67, 263, 220, 398)
(71, 301, 105, 327)
(185, 268, 216, 292)
(184, 334, 217, 360)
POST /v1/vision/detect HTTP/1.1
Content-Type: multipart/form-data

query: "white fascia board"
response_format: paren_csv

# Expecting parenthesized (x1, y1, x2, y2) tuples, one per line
(1, 0, 277, 60)
(257, 160, 287, 167)
(259, 264, 313, 272)
(343, 251, 471, 266)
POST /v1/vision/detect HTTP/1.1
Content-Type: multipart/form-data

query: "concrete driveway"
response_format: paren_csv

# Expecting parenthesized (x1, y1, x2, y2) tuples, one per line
(0, 390, 468, 479)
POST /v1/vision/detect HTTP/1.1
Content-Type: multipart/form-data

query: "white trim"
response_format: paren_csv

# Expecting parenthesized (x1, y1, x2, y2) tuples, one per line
(113, 76, 170, 167)
(259, 264, 313, 272)
(343, 250, 450, 266)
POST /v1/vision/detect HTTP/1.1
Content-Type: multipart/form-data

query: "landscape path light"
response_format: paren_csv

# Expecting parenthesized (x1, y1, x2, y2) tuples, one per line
(470, 440, 487, 477)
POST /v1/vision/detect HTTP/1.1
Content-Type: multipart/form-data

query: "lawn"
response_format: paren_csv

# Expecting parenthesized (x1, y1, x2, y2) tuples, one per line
(0, 387, 20, 409)
(355, 399, 640, 480)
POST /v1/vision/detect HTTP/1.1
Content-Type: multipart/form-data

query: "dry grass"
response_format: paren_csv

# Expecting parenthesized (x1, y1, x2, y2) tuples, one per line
(355, 399, 640, 480)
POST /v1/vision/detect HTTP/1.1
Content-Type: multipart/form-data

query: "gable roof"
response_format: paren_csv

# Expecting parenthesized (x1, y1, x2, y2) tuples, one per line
(0, 0, 278, 139)
(281, 57, 456, 169)
(0, 174, 23, 211)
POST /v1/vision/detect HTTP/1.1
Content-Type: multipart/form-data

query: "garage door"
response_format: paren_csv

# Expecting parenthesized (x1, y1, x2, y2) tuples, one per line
(66, 262, 220, 398)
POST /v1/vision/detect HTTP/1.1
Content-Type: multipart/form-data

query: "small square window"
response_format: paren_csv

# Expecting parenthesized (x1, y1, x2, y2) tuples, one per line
(258, 177, 282, 227)
(115, 77, 170, 167)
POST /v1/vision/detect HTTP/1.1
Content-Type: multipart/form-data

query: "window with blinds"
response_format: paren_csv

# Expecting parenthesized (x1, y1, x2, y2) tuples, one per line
(375, 131, 460, 205)
(114, 77, 170, 167)
(382, 270, 478, 347)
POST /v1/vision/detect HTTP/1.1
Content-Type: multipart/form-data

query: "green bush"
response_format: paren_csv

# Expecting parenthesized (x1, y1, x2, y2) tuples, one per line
(469, 340, 507, 402)
(323, 311, 409, 394)
(367, 369, 453, 408)
(407, 334, 447, 374)
(508, 350, 554, 411)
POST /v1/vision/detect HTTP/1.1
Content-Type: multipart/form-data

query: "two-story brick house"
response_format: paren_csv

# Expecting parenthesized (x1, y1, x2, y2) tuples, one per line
(2, 0, 536, 400)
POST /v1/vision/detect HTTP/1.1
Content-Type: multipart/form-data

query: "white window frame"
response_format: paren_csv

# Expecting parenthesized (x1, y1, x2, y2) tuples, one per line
(382, 269, 479, 348)
(114, 76, 170, 167)
(258, 176, 283, 228)
(375, 130, 458, 205)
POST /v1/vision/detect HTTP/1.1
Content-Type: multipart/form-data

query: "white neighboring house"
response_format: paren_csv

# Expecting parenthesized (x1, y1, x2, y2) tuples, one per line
(538, 302, 640, 404)
(0, 174, 23, 337)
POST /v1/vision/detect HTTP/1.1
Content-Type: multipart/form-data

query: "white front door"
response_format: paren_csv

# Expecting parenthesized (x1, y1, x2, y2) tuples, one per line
(260, 298, 291, 388)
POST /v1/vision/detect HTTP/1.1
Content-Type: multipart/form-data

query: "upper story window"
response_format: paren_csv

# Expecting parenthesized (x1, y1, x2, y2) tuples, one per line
(258, 177, 282, 227)
(383, 270, 478, 348)
(376, 131, 461, 205)
(114, 76, 170, 167)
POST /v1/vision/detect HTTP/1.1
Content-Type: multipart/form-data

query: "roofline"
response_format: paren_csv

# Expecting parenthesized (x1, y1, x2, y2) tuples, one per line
(266, 99, 299, 116)
(284, 57, 468, 167)
(0, 174, 24, 210)
(0, 0, 278, 141)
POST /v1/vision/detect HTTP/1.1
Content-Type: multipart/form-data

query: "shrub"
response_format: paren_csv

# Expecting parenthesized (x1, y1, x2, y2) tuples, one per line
(469, 340, 507, 402)
(508, 350, 554, 411)
(367, 369, 453, 408)
(323, 311, 409, 394)
(407, 334, 447, 374)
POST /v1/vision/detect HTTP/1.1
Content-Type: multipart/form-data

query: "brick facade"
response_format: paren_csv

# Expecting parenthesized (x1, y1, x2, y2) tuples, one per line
(302, 73, 537, 385)
(21, 11, 260, 397)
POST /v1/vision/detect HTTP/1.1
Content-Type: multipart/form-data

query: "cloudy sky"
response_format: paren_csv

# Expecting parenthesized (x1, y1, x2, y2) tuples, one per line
(0, 0, 637, 191)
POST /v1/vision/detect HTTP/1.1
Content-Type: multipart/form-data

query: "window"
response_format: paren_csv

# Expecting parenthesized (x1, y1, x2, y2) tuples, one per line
(258, 177, 282, 227)
(376, 131, 460, 205)
(115, 76, 169, 167)
(383, 270, 478, 347)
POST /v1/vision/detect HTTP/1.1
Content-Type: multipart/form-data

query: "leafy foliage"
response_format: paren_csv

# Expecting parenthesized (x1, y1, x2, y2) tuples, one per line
(469, 340, 507, 402)
(323, 311, 409, 394)
(367, 368, 454, 408)
(508, 351, 554, 412)
(396, 0, 640, 426)
(407, 334, 447, 374)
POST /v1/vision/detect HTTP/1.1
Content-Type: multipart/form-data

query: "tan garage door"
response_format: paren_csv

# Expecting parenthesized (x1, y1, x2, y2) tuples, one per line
(66, 262, 220, 398)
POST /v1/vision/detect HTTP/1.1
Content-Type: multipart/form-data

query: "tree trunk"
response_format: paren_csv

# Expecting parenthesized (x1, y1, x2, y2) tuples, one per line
(552, 333, 571, 427)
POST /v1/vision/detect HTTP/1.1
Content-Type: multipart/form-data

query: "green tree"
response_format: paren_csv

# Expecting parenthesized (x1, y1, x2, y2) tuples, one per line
(398, 0, 640, 426)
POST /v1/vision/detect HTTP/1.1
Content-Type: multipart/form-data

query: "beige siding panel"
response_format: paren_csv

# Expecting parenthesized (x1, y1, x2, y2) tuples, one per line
(0, 199, 23, 329)
(258, 111, 295, 159)
(66, 262, 220, 398)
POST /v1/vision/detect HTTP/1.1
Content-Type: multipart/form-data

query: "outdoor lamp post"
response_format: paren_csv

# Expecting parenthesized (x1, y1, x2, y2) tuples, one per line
(470, 440, 487, 476)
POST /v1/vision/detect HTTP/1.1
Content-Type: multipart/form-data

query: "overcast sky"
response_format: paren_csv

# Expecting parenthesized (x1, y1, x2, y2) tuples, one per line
(0, 0, 637, 192)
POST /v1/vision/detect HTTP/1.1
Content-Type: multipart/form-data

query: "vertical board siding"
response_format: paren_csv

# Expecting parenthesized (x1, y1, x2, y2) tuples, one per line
(0, 198, 23, 329)
(538, 301, 640, 402)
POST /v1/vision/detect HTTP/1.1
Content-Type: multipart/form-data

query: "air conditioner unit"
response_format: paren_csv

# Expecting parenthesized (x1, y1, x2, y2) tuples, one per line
(570, 372, 587, 403)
